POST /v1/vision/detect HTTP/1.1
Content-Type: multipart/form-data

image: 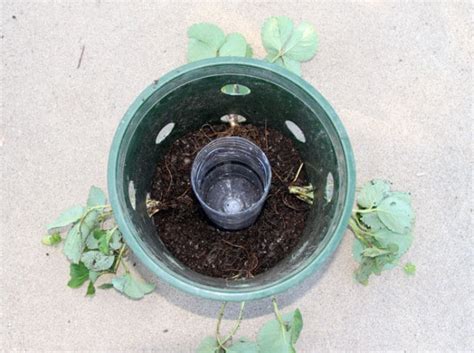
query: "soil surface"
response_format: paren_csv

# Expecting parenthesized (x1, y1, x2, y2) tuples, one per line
(150, 123, 310, 279)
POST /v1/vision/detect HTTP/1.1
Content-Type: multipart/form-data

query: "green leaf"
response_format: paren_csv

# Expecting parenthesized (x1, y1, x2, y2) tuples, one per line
(219, 33, 247, 57)
(85, 228, 103, 250)
(47, 205, 84, 230)
(373, 250, 398, 274)
(87, 186, 107, 208)
(98, 234, 110, 254)
(196, 336, 220, 353)
(372, 228, 413, 259)
(88, 270, 100, 283)
(274, 57, 301, 76)
(357, 180, 391, 209)
(112, 273, 155, 300)
(377, 196, 414, 234)
(361, 247, 392, 258)
(287, 309, 303, 344)
(41, 232, 62, 246)
(354, 251, 398, 285)
(109, 229, 123, 251)
(257, 309, 302, 353)
(404, 262, 416, 276)
(81, 251, 114, 272)
(352, 238, 364, 262)
(226, 338, 259, 353)
(63, 223, 84, 264)
(80, 210, 98, 236)
(98, 283, 113, 290)
(392, 191, 412, 204)
(283, 22, 318, 61)
(86, 281, 95, 296)
(262, 16, 317, 76)
(360, 213, 384, 231)
(189, 23, 225, 49)
(89, 228, 106, 252)
(353, 238, 401, 284)
(187, 23, 225, 62)
(354, 257, 375, 285)
(188, 40, 217, 62)
(245, 44, 253, 58)
(93, 229, 106, 240)
(67, 262, 89, 288)
(63, 211, 98, 263)
(96, 228, 121, 254)
(353, 230, 411, 273)
(258, 317, 293, 353)
(262, 16, 294, 59)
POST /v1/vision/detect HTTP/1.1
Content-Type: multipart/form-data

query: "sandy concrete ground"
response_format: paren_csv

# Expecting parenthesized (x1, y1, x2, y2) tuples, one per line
(1, 1, 472, 352)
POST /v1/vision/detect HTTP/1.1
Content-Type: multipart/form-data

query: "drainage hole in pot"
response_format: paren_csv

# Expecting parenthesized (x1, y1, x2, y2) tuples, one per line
(156, 122, 175, 144)
(221, 84, 251, 96)
(128, 180, 136, 210)
(220, 114, 247, 124)
(325, 172, 334, 203)
(285, 120, 306, 143)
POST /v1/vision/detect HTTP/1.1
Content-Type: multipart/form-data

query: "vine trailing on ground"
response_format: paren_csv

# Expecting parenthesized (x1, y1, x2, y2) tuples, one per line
(42, 16, 417, 353)
(349, 180, 416, 285)
(197, 298, 302, 353)
(43, 186, 155, 299)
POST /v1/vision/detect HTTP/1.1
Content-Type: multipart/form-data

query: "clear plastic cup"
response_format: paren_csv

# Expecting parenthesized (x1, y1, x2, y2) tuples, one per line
(191, 136, 272, 230)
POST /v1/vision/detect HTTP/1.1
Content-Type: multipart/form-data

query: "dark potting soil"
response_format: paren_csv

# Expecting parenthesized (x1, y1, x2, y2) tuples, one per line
(150, 123, 310, 279)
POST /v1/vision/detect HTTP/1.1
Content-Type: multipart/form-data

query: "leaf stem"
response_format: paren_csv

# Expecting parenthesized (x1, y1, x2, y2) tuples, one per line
(113, 244, 127, 273)
(352, 207, 376, 214)
(291, 163, 304, 184)
(348, 218, 371, 247)
(220, 301, 246, 346)
(89, 204, 111, 211)
(216, 302, 227, 347)
(121, 259, 129, 273)
(78, 204, 111, 234)
(353, 207, 393, 215)
(272, 297, 285, 328)
(350, 215, 372, 234)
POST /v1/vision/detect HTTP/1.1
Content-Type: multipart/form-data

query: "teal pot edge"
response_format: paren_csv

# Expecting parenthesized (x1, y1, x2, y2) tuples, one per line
(107, 57, 356, 301)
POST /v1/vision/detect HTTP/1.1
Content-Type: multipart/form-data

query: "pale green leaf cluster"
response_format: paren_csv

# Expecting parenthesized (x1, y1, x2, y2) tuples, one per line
(43, 186, 154, 300)
(187, 17, 319, 77)
(350, 180, 415, 285)
(261, 16, 318, 76)
(187, 23, 253, 62)
(197, 299, 302, 353)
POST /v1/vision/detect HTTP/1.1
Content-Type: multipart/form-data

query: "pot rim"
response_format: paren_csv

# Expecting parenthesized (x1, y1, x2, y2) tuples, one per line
(107, 57, 356, 301)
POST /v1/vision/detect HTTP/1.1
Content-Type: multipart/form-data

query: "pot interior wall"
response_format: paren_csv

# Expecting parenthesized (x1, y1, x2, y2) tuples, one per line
(115, 64, 349, 290)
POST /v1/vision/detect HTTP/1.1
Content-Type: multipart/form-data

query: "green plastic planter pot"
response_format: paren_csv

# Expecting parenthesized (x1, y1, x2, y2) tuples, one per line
(107, 57, 355, 301)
